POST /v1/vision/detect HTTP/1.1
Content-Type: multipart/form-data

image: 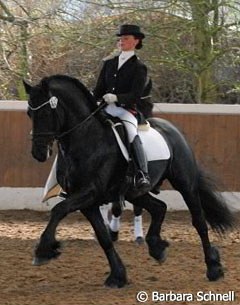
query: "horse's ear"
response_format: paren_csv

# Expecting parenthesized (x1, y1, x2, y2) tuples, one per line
(23, 79, 32, 94)
(40, 78, 50, 93)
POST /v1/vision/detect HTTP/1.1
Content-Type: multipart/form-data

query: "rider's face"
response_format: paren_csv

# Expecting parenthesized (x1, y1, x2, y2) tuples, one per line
(117, 35, 139, 51)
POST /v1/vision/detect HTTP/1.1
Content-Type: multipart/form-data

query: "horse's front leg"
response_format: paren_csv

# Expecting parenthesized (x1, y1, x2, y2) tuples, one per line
(82, 205, 128, 288)
(33, 203, 63, 265)
(33, 188, 96, 266)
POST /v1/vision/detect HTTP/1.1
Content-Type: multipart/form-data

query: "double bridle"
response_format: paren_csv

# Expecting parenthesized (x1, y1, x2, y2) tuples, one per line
(28, 96, 106, 140)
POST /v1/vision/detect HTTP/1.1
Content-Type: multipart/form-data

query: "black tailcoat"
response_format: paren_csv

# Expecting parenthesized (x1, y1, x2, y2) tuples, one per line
(93, 55, 147, 111)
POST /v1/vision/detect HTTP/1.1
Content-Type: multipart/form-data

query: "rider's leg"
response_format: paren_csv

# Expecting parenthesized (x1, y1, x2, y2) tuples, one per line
(105, 104, 150, 191)
(130, 134, 150, 190)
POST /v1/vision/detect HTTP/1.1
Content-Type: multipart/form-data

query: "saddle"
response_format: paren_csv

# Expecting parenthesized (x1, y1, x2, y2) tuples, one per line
(97, 109, 149, 132)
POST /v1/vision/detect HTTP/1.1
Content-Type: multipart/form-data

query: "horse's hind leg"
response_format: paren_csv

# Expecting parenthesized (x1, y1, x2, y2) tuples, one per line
(82, 205, 127, 288)
(133, 205, 144, 244)
(177, 188, 224, 281)
(131, 193, 169, 262)
(108, 201, 122, 241)
(109, 202, 144, 244)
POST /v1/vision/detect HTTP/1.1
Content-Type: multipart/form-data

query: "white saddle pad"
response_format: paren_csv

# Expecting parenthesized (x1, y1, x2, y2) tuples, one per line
(139, 127, 170, 161)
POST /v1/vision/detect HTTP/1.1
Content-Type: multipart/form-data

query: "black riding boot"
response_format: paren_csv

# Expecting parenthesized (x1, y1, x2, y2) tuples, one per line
(131, 135, 151, 192)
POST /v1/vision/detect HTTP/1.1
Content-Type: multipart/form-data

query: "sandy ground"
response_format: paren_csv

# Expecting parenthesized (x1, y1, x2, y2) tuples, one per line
(0, 209, 239, 305)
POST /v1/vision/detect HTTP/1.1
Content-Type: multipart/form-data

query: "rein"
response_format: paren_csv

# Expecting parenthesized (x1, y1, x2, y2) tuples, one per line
(57, 101, 106, 139)
(28, 96, 106, 140)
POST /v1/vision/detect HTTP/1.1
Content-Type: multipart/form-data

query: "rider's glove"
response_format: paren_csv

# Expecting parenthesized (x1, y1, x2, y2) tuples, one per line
(103, 93, 117, 104)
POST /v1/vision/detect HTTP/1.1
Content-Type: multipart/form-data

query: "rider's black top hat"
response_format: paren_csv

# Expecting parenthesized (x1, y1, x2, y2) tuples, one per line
(116, 24, 145, 39)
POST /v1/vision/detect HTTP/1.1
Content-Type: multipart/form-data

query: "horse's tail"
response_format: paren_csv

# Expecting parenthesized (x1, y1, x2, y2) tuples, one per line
(198, 168, 235, 233)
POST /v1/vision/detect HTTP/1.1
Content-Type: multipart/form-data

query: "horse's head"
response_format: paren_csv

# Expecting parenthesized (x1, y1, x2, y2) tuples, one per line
(24, 75, 98, 162)
(23, 79, 61, 162)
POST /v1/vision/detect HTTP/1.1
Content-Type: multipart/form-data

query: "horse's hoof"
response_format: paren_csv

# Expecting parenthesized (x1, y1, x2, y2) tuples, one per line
(135, 236, 145, 245)
(148, 239, 169, 262)
(32, 257, 51, 266)
(104, 275, 128, 288)
(149, 246, 168, 264)
(33, 248, 61, 266)
(207, 265, 224, 281)
(157, 249, 168, 263)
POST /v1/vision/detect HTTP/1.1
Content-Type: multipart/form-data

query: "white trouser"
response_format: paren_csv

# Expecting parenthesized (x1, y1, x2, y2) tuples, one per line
(105, 103, 137, 143)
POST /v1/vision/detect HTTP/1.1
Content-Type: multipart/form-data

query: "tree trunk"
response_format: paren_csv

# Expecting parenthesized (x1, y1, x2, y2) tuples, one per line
(17, 22, 29, 100)
(189, 0, 219, 103)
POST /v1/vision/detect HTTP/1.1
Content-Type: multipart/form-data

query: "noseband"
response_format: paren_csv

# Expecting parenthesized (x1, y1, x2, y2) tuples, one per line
(28, 96, 106, 140)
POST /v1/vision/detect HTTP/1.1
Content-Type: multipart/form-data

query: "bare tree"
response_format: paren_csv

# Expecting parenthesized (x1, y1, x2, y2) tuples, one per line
(0, 0, 63, 99)
(1, 0, 240, 103)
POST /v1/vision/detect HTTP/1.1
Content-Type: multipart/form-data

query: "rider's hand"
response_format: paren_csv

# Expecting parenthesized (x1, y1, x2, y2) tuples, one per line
(103, 93, 117, 104)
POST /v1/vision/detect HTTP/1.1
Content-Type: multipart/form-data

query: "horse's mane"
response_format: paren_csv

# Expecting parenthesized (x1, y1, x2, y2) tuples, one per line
(40, 74, 98, 111)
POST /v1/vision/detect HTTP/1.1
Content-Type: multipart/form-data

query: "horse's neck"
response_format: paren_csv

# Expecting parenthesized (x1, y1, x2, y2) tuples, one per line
(52, 80, 93, 122)
(59, 103, 103, 151)
(59, 118, 108, 171)
(63, 95, 92, 127)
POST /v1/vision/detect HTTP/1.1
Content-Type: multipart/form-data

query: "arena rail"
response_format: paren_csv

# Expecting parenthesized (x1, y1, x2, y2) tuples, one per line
(0, 101, 239, 211)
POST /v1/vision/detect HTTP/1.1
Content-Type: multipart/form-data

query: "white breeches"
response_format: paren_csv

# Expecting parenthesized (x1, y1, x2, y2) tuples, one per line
(105, 103, 137, 143)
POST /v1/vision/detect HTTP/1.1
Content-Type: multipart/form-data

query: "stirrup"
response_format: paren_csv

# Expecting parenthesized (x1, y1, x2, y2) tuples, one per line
(133, 171, 151, 189)
(59, 191, 68, 199)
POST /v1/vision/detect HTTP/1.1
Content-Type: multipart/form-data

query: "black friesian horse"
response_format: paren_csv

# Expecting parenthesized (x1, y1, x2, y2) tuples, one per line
(24, 75, 234, 288)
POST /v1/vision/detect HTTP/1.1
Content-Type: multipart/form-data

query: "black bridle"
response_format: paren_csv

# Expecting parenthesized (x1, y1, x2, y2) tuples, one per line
(28, 96, 106, 140)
